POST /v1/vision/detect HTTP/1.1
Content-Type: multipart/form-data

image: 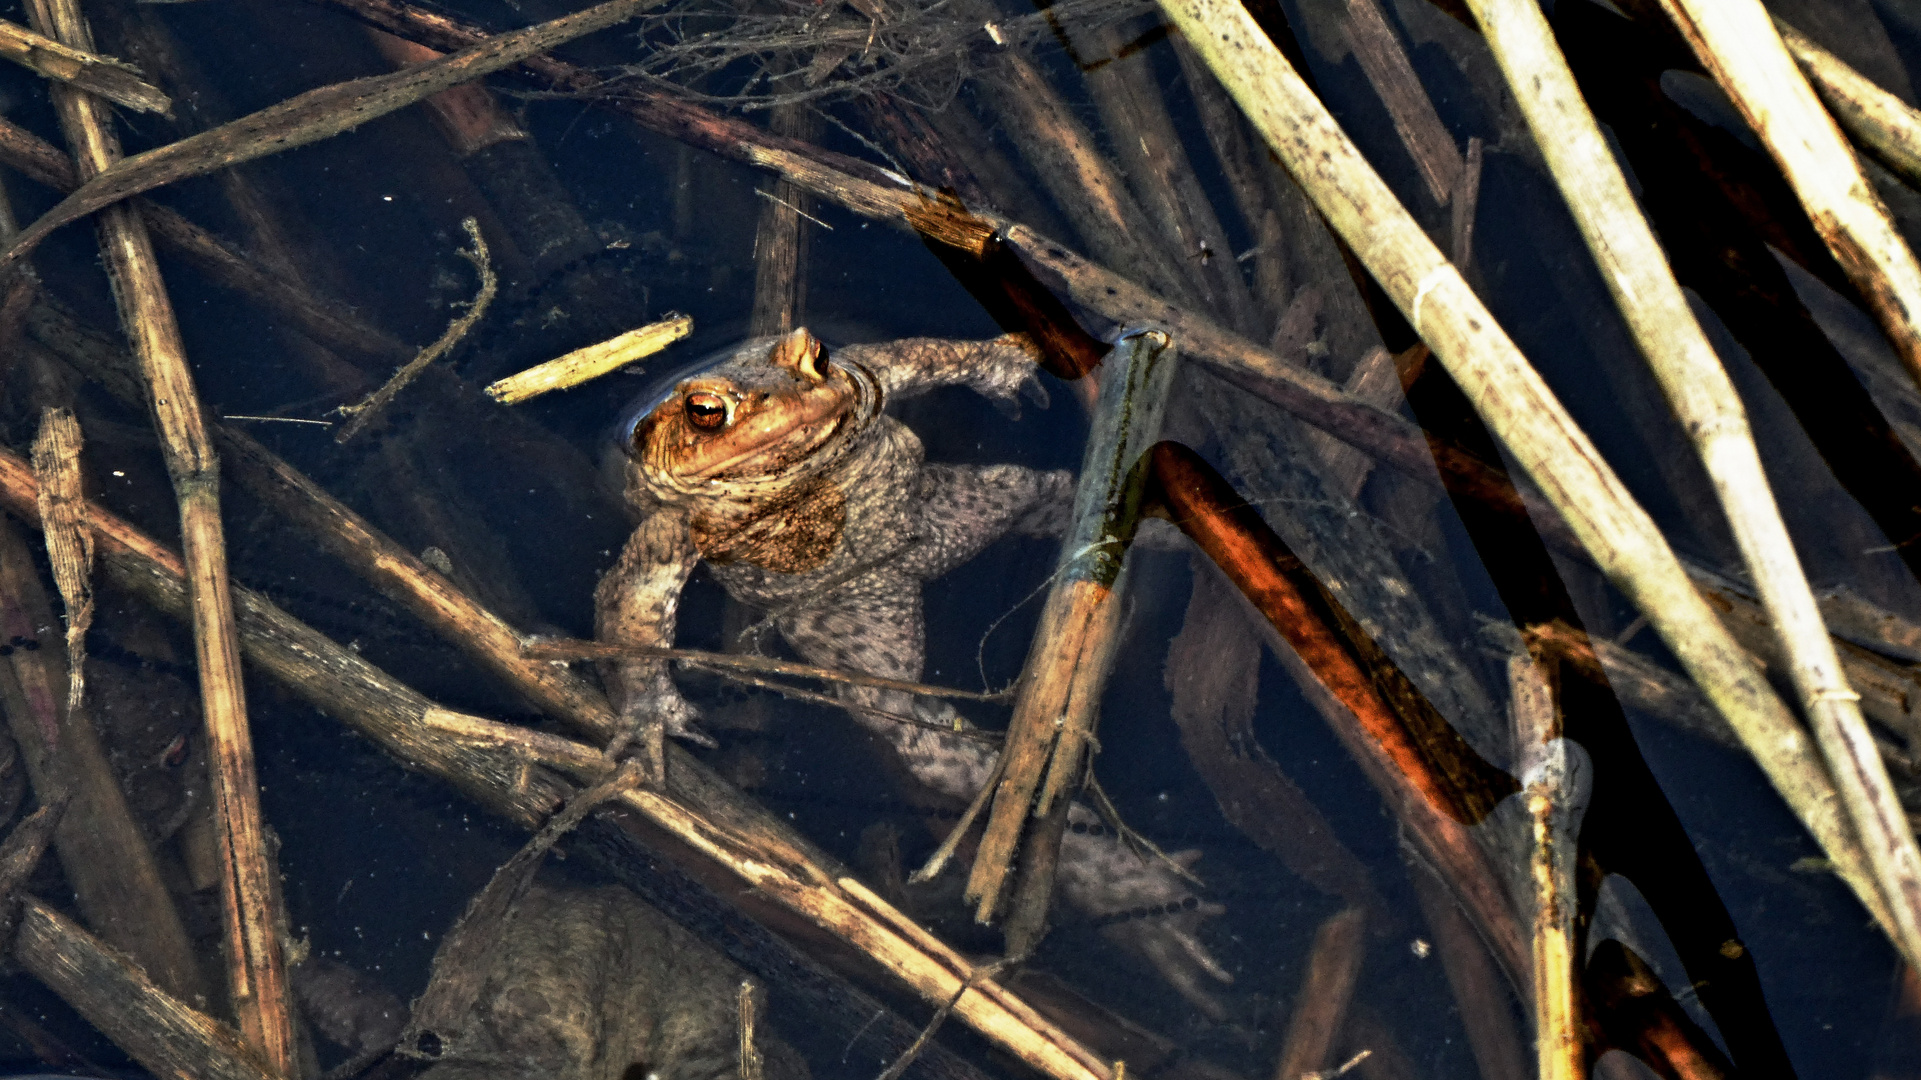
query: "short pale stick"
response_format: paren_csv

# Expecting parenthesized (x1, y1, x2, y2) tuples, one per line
(486, 315, 693, 403)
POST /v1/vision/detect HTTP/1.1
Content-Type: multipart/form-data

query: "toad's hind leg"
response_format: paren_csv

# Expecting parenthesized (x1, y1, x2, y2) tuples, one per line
(898, 464, 1074, 582)
(774, 573, 996, 799)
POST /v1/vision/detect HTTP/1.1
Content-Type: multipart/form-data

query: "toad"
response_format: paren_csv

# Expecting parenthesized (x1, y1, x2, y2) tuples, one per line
(597, 327, 1230, 1011)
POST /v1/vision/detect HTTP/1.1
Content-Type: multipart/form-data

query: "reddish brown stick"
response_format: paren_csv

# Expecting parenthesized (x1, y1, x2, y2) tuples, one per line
(1147, 440, 1526, 981)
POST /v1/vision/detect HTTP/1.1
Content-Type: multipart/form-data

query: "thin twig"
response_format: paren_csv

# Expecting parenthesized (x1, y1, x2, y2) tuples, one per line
(336, 218, 495, 441)
(526, 638, 1010, 702)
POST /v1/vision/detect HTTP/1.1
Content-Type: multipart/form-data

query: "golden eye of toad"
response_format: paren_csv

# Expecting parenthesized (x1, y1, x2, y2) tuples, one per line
(685, 392, 728, 431)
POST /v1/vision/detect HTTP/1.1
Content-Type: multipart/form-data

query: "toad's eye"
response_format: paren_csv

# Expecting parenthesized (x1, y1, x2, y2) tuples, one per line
(685, 392, 728, 431)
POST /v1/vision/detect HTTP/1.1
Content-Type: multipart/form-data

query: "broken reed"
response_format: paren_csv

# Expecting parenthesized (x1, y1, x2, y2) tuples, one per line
(965, 329, 1177, 924)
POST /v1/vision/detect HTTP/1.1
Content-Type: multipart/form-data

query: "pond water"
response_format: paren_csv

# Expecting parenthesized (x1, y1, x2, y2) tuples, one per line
(0, 0, 1914, 1076)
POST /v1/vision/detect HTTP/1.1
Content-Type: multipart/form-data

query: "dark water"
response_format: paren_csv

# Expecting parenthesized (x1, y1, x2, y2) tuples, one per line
(0, 0, 1914, 1076)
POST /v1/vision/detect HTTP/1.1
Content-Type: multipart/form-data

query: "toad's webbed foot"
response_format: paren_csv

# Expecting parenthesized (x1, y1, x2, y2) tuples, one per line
(1060, 838, 1232, 1017)
(1101, 901, 1233, 1020)
(603, 685, 717, 782)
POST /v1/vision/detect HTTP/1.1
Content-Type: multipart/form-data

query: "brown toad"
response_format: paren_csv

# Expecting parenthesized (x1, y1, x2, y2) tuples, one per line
(596, 327, 1230, 1011)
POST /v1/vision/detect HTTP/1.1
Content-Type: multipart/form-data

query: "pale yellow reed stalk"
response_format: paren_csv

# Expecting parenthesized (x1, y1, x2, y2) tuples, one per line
(1653, 0, 1921, 390)
(1776, 19, 1921, 193)
(1156, 0, 1891, 944)
(1466, 0, 1921, 973)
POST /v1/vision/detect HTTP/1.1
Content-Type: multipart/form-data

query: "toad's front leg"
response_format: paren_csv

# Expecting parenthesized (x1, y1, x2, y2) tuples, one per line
(594, 510, 708, 779)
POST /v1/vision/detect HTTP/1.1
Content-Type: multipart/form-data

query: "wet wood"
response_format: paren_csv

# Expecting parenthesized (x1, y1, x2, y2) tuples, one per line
(336, 217, 494, 441)
(1074, 21, 1262, 335)
(1584, 941, 1734, 1080)
(23, 0, 290, 1059)
(1169, 35, 1290, 328)
(0, 17, 167, 113)
(1157, 0, 1894, 951)
(1148, 442, 1525, 983)
(14, 895, 279, 1080)
(1344, 0, 1463, 203)
(0, 520, 204, 1003)
(1165, 558, 1381, 911)
(965, 329, 1177, 921)
(750, 95, 819, 338)
(1470, 0, 1921, 972)
(527, 638, 1007, 704)
(0, 0, 666, 270)
(0, 802, 63, 907)
(1651, 0, 1921, 390)
(1303, 345, 1402, 498)
(365, 28, 526, 156)
(974, 51, 1190, 306)
(1271, 907, 1367, 1080)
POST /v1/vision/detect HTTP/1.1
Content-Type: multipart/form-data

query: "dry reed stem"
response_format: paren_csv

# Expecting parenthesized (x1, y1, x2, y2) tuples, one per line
(0, 448, 1116, 1080)
(1652, 0, 1921, 389)
(1157, 0, 1892, 945)
(1777, 19, 1921, 193)
(30, 407, 90, 719)
(1270, 907, 1367, 1080)
(15, 896, 278, 1080)
(965, 329, 1176, 921)
(485, 315, 692, 404)
(336, 217, 494, 441)
(739, 979, 765, 1080)
(0, 17, 167, 113)
(1467, 0, 1921, 972)
(1509, 655, 1584, 1080)
(21, 0, 291, 1063)
(0, 0, 665, 270)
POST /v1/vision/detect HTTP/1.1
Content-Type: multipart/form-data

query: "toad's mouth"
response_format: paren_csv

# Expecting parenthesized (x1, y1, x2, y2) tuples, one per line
(680, 384, 857, 480)
(687, 409, 848, 480)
